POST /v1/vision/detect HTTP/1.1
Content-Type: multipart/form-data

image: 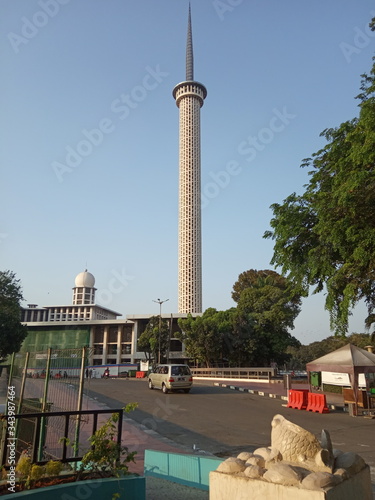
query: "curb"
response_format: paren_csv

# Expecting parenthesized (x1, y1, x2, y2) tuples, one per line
(213, 382, 347, 412)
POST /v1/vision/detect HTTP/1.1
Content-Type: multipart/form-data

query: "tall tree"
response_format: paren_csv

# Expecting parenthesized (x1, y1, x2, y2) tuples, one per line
(232, 269, 301, 307)
(137, 316, 169, 364)
(0, 270, 28, 360)
(232, 269, 282, 303)
(177, 308, 233, 367)
(225, 308, 257, 366)
(235, 276, 301, 366)
(265, 19, 375, 335)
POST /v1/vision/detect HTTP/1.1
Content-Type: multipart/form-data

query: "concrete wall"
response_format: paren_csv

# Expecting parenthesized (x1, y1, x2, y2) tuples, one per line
(144, 449, 223, 491)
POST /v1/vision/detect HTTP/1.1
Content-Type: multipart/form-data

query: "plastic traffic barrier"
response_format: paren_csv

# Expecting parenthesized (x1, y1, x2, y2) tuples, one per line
(287, 389, 309, 410)
(306, 392, 330, 413)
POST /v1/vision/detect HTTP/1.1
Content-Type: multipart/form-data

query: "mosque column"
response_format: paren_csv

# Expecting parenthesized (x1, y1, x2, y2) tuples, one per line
(130, 322, 137, 364)
(89, 327, 94, 365)
(102, 326, 108, 365)
(116, 326, 122, 364)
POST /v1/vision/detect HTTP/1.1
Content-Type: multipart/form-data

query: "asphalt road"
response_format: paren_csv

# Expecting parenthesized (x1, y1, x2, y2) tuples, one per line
(84, 378, 375, 475)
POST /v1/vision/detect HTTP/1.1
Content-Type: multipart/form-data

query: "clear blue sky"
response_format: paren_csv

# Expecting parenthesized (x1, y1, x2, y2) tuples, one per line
(1, 0, 374, 344)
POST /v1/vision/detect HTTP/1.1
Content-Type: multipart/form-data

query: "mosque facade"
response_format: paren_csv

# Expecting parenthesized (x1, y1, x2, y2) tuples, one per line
(21, 270, 191, 366)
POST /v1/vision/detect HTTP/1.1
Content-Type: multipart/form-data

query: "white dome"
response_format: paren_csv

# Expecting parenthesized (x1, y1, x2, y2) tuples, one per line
(75, 270, 95, 288)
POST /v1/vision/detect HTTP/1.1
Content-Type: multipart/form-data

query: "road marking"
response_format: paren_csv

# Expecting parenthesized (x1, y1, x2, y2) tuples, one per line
(357, 444, 370, 447)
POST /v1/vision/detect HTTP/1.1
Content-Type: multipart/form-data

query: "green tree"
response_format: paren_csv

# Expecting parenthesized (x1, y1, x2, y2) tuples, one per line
(137, 316, 169, 364)
(232, 269, 301, 311)
(177, 308, 233, 367)
(231, 269, 301, 366)
(0, 270, 28, 360)
(234, 272, 301, 329)
(233, 269, 288, 303)
(265, 20, 375, 335)
(236, 285, 300, 366)
(225, 308, 257, 366)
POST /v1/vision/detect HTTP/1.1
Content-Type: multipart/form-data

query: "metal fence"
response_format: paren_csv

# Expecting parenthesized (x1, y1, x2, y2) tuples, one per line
(2, 347, 94, 462)
(1, 408, 124, 467)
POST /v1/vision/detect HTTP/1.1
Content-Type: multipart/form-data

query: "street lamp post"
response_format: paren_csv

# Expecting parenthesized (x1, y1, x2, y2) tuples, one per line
(153, 298, 169, 364)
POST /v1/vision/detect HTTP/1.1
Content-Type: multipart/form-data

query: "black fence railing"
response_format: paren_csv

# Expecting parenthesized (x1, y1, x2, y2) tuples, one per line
(1, 408, 124, 467)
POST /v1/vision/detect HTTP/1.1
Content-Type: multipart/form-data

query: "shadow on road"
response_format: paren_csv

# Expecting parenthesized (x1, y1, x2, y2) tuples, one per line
(82, 385, 256, 456)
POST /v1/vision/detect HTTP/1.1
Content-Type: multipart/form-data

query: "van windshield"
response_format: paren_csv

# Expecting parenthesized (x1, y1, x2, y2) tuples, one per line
(171, 366, 191, 376)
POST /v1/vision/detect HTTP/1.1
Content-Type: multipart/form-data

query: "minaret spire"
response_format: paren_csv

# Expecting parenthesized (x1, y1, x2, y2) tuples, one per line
(186, 3, 194, 81)
(173, 5, 207, 314)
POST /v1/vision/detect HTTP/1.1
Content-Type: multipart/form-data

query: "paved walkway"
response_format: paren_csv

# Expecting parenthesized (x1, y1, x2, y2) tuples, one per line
(82, 392, 192, 476)
(81, 388, 210, 498)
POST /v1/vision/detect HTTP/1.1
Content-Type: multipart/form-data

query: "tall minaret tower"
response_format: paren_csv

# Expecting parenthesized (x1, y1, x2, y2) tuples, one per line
(173, 5, 207, 313)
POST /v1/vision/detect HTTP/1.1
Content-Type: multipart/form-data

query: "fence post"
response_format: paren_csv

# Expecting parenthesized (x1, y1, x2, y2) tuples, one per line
(74, 347, 87, 462)
(0, 353, 16, 466)
(8, 352, 15, 386)
(15, 352, 29, 438)
(38, 348, 52, 461)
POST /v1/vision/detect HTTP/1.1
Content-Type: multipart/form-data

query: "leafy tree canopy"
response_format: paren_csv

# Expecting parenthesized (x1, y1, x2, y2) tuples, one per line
(265, 19, 375, 335)
(233, 269, 302, 330)
(177, 308, 233, 367)
(234, 271, 301, 366)
(137, 315, 169, 364)
(0, 270, 28, 360)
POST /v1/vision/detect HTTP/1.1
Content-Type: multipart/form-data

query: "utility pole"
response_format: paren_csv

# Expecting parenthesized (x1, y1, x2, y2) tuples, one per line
(153, 298, 169, 364)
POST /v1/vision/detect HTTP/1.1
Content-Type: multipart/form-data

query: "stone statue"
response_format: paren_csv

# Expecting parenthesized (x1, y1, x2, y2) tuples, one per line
(213, 414, 371, 498)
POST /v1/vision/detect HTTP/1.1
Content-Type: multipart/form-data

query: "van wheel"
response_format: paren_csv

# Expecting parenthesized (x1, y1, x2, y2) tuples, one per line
(148, 379, 153, 390)
(162, 384, 168, 394)
(183, 389, 190, 393)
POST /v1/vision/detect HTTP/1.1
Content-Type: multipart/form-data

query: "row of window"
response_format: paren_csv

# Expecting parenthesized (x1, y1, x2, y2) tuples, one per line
(93, 344, 132, 355)
(91, 358, 130, 365)
(92, 339, 183, 356)
(93, 326, 132, 343)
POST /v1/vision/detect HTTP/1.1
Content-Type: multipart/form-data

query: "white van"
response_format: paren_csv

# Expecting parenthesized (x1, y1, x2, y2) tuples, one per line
(148, 364, 193, 393)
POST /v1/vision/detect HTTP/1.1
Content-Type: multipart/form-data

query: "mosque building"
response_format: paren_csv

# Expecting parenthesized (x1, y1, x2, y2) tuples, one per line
(20, 270, 190, 367)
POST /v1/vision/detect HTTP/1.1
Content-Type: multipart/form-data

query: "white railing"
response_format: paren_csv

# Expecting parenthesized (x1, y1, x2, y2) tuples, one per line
(191, 367, 277, 380)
